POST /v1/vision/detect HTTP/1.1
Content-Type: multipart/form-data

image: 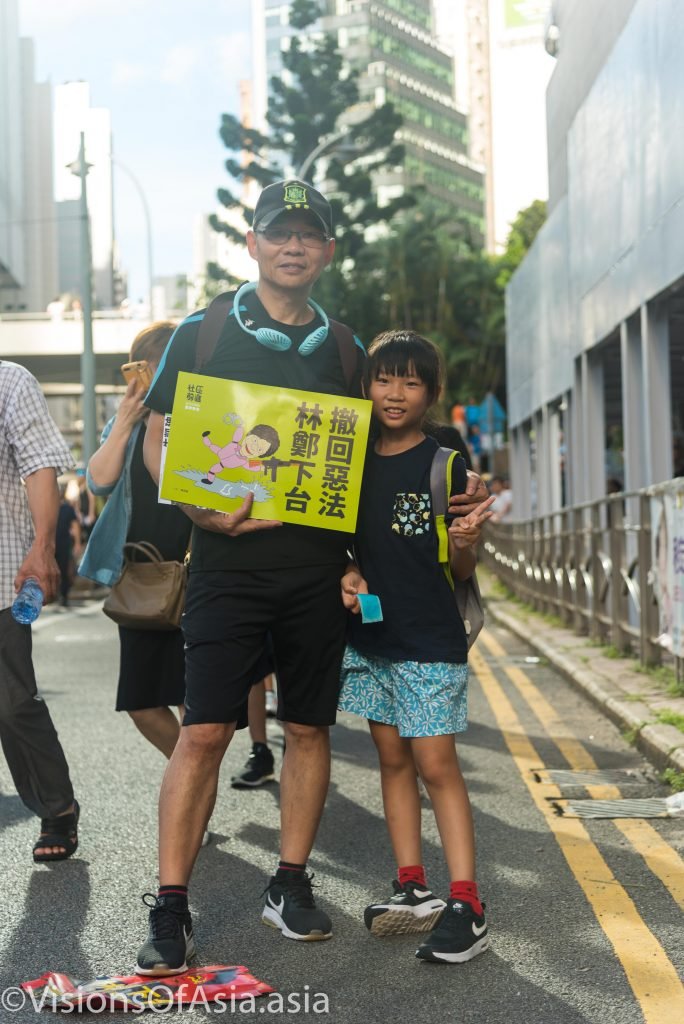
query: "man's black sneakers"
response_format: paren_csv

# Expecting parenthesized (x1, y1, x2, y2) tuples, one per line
(364, 880, 446, 936)
(136, 893, 195, 976)
(231, 742, 276, 788)
(415, 898, 489, 963)
(262, 872, 332, 941)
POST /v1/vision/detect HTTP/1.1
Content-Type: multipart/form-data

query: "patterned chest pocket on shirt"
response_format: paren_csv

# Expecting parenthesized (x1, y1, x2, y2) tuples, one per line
(391, 493, 431, 536)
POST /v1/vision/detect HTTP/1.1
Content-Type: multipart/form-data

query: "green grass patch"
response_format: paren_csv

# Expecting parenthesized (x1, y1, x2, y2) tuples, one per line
(655, 709, 684, 734)
(634, 662, 684, 697)
(660, 767, 684, 792)
(621, 723, 646, 746)
(597, 644, 626, 660)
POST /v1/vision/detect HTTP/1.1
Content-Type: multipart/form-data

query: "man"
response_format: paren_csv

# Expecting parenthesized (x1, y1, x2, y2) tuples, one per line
(0, 360, 79, 861)
(489, 476, 512, 522)
(138, 178, 486, 974)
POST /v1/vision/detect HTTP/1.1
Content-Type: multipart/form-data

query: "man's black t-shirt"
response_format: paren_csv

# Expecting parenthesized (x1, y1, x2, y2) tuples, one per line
(145, 289, 364, 571)
(348, 436, 469, 664)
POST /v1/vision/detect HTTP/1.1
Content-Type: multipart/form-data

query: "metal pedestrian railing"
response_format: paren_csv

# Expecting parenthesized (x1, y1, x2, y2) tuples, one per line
(480, 488, 667, 671)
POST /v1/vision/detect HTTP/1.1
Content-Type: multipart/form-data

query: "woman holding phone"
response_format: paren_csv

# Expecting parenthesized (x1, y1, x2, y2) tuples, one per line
(80, 322, 192, 760)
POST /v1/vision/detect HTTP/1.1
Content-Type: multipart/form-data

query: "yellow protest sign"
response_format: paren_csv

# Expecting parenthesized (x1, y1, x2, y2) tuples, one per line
(160, 372, 372, 533)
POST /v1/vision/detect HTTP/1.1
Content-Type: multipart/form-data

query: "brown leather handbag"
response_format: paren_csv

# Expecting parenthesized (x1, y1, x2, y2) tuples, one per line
(102, 542, 187, 630)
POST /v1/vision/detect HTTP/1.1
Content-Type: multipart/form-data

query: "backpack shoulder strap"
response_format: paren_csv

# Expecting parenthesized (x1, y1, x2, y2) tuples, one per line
(430, 446, 457, 582)
(329, 318, 362, 393)
(430, 445, 484, 647)
(194, 291, 236, 372)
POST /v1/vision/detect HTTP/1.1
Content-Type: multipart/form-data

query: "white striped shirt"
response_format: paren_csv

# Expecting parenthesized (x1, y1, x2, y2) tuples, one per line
(0, 361, 74, 609)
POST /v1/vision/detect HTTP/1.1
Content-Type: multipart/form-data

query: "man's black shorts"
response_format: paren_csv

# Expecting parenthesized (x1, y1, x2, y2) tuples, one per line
(181, 565, 347, 727)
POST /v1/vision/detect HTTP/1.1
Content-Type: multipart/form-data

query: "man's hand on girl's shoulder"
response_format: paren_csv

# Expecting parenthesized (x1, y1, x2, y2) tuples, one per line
(448, 470, 489, 517)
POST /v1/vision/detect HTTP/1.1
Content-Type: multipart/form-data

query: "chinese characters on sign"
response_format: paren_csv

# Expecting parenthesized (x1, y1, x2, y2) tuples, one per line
(160, 373, 372, 533)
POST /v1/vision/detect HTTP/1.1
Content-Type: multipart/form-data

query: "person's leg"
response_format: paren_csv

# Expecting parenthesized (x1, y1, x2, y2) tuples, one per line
(158, 721, 235, 884)
(369, 720, 422, 867)
(261, 567, 346, 941)
(264, 672, 277, 717)
(128, 707, 181, 759)
(411, 736, 475, 881)
(279, 721, 330, 864)
(405, 663, 488, 964)
(231, 679, 275, 788)
(137, 570, 271, 974)
(248, 680, 267, 745)
(362, 717, 446, 936)
(0, 610, 77, 858)
(118, 629, 186, 759)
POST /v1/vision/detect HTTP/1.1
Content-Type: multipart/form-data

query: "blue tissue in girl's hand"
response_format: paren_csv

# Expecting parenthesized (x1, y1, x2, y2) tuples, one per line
(357, 593, 383, 624)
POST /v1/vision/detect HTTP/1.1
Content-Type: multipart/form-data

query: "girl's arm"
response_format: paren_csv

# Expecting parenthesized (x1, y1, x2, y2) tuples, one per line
(341, 562, 368, 613)
(447, 495, 496, 581)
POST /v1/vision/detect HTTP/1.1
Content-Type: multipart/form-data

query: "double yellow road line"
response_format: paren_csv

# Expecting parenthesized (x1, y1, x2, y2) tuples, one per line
(472, 630, 684, 1024)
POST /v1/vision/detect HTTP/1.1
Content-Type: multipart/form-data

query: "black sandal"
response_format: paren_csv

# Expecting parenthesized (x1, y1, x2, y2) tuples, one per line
(33, 800, 80, 863)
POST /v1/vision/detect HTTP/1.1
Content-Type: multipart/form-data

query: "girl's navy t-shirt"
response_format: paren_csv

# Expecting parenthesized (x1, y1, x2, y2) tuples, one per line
(348, 436, 469, 664)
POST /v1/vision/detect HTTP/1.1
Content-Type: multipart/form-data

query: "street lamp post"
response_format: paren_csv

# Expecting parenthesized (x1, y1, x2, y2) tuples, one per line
(68, 132, 96, 462)
(111, 156, 154, 318)
(297, 129, 353, 180)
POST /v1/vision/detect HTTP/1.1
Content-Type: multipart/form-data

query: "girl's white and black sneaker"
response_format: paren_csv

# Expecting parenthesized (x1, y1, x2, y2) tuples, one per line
(364, 880, 446, 936)
(415, 898, 489, 963)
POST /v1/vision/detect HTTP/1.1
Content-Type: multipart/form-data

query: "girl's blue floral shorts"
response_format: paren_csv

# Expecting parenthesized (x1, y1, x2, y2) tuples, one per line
(339, 645, 468, 737)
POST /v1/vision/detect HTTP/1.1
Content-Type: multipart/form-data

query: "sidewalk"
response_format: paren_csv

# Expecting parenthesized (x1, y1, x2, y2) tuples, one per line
(481, 571, 684, 778)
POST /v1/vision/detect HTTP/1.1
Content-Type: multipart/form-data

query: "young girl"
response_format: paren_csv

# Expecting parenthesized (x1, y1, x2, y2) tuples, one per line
(339, 329, 494, 964)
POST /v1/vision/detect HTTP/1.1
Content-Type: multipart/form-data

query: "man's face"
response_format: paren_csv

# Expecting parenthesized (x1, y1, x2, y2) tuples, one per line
(246, 212, 335, 293)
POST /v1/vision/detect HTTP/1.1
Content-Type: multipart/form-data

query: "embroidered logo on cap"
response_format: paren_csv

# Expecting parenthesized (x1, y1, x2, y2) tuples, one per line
(283, 182, 308, 209)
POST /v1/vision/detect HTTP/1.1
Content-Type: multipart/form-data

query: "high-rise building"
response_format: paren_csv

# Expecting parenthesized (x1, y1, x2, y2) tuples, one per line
(53, 81, 117, 309)
(252, 0, 485, 242)
(434, 0, 554, 250)
(0, 0, 57, 312)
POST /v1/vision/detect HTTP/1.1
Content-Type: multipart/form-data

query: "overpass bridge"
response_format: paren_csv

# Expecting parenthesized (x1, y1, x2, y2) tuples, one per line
(0, 312, 179, 456)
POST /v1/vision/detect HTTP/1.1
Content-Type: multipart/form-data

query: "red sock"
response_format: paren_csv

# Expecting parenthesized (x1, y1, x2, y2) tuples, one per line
(449, 880, 483, 916)
(398, 865, 427, 889)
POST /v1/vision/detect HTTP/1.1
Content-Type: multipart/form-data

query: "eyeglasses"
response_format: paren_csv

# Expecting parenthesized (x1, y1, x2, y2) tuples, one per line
(256, 227, 330, 249)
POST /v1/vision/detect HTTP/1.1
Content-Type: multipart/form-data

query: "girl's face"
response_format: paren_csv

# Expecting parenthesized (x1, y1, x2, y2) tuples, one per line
(367, 363, 431, 433)
(241, 434, 271, 458)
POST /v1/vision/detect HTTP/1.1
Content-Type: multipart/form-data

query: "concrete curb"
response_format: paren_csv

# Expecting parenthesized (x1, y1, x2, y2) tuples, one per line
(485, 602, 684, 776)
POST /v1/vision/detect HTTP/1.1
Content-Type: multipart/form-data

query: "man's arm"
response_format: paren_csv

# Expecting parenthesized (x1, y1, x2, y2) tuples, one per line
(143, 410, 282, 537)
(17, 468, 61, 602)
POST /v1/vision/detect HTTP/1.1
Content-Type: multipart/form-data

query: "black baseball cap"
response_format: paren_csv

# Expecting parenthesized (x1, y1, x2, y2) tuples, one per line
(253, 179, 333, 236)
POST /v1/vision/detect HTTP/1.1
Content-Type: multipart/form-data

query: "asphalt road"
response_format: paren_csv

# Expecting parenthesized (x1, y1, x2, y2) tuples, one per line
(0, 601, 682, 1023)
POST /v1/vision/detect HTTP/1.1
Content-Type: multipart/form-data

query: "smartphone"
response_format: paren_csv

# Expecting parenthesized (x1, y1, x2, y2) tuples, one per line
(121, 360, 153, 392)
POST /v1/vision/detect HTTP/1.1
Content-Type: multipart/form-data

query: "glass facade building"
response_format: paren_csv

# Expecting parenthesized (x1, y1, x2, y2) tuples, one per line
(253, 0, 485, 242)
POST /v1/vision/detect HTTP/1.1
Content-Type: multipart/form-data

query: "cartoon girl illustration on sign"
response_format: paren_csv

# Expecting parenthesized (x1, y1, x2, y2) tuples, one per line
(201, 412, 280, 485)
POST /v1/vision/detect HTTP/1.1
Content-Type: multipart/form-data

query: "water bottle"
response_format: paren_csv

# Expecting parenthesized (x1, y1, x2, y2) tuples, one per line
(11, 577, 44, 625)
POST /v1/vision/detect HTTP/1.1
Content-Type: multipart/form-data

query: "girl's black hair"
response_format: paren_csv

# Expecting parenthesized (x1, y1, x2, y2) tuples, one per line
(249, 423, 280, 456)
(363, 330, 443, 405)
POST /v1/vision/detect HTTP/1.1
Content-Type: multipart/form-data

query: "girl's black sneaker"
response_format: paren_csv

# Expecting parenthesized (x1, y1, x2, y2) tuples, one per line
(415, 898, 489, 963)
(364, 880, 446, 935)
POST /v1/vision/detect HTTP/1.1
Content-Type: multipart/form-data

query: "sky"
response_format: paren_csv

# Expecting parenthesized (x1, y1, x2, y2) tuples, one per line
(19, 0, 253, 301)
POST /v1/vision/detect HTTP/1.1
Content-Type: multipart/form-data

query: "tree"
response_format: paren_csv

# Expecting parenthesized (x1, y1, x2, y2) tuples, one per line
(209, 0, 407, 290)
(496, 199, 547, 287)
